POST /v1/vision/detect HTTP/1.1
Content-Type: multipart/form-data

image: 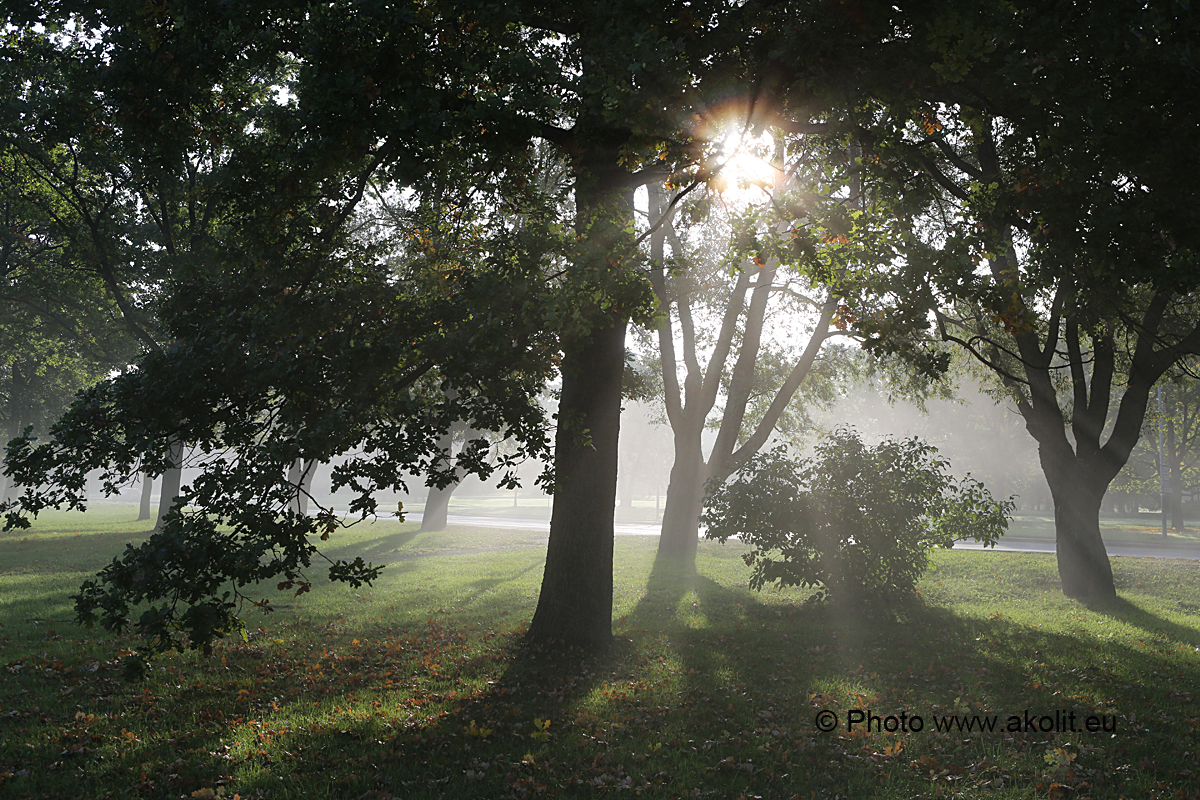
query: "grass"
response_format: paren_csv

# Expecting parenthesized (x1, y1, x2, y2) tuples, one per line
(1, 507, 1198, 799)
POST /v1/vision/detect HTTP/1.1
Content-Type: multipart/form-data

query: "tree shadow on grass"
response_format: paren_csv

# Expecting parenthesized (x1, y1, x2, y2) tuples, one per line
(614, 564, 1200, 793)
(0, 528, 155, 575)
(460, 561, 543, 598)
(11, 556, 1200, 800)
(1079, 595, 1200, 649)
(319, 527, 422, 563)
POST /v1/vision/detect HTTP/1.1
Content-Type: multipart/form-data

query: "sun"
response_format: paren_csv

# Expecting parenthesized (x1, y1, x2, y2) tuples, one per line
(709, 128, 779, 200)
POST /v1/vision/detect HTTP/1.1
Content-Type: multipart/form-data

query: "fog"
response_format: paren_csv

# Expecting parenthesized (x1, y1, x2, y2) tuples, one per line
(604, 378, 1053, 518)
(73, 373, 1179, 523)
(74, 379, 1051, 520)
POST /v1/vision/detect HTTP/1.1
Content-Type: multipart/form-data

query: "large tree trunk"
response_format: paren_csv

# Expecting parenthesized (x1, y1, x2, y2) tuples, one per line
(1043, 451, 1115, 599)
(137, 473, 153, 521)
(526, 128, 634, 647)
(1010, 315, 1129, 600)
(155, 439, 184, 530)
(527, 320, 626, 646)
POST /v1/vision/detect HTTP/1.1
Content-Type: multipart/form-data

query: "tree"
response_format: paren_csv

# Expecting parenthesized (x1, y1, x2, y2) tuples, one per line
(0, 123, 143, 502)
(768, 0, 1200, 597)
(0, 11, 276, 520)
(645, 169, 844, 569)
(1154, 375, 1200, 530)
(3, 0, 684, 652)
(1110, 367, 1200, 527)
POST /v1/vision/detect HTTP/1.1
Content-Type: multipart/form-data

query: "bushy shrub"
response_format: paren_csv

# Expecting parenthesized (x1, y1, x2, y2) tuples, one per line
(701, 428, 1012, 604)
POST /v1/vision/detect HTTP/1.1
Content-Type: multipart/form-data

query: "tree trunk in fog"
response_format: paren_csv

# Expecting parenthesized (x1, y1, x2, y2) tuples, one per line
(1001, 304, 1176, 599)
(420, 429, 463, 532)
(527, 317, 626, 646)
(421, 482, 457, 531)
(286, 459, 315, 516)
(155, 439, 184, 530)
(1167, 415, 1184, 530)
(137, 473, 153, 521)
(656, 434, 706, 568)
(1039, 437, 1116, 598)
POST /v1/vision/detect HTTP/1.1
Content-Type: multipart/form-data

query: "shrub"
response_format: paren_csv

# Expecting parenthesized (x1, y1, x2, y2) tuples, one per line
(701, 428, 1013, 604)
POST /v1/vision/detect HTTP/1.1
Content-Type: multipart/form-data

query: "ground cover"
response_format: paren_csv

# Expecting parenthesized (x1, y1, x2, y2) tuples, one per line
(1, 507, 1197, 799)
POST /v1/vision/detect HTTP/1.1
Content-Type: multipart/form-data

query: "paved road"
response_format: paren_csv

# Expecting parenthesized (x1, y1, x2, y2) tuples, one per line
(403, 513, 1200, 561)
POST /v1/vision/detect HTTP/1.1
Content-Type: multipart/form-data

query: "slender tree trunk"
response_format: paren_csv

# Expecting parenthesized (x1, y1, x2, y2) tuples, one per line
(655, 433, 705, 569)
(298, 463, 314, 516)
(420, 482, 458, 532)
(1167, 415, 1184, 530)
(137, 473, 154, 521)
(286, 459, 315, 516)
(155, 439, 184, 530)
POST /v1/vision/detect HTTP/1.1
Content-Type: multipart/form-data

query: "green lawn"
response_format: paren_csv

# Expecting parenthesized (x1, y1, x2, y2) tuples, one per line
(1, 506, 1198, 799)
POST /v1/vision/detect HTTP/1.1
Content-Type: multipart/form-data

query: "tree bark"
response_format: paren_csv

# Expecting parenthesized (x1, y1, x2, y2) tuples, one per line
(1039, 438, 1116, 598)
(526, 319, 626, 647)
(137, 473, 153, 521)
(420, 482, 458, 532)
(527, 140, 632, 647)
(655, 430, 706, 568)
(155, 439, 184, 530)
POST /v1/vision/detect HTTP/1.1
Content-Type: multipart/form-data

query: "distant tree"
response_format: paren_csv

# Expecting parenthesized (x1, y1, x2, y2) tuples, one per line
(1111, 368, 1200, 527)
(1156, 376, 1200, 529)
